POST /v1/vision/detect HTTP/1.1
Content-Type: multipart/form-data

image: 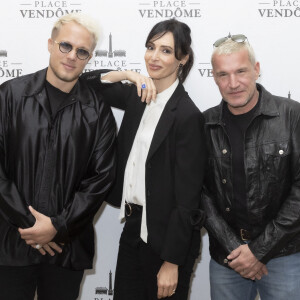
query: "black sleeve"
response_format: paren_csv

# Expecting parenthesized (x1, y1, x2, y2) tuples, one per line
(81, 69, 136, 111)
(0, 81, 35, 228)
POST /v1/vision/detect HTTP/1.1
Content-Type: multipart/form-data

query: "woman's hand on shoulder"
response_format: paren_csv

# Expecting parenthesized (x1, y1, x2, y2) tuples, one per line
(102, 70, 156, 104)
(124, 71, 157, 104)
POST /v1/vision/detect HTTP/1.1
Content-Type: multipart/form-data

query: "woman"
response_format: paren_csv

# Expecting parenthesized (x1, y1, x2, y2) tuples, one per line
(84, 19, 206, 300)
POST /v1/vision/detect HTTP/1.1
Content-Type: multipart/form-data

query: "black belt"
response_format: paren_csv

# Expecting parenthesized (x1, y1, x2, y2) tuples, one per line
(125, 202, 142, 217)
(240, 229, 252, 241)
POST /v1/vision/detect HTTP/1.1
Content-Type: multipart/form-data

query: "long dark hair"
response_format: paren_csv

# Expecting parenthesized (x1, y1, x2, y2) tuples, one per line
(145, 19, 194, 83)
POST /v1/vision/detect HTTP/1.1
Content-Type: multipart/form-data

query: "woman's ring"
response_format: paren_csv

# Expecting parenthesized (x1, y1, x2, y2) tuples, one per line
(141, 83, 146, 89)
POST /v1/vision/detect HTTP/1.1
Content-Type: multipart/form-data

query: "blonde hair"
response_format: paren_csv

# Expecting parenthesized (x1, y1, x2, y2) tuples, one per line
(51, 12, 100, 50)
(211, 39, 256, 67)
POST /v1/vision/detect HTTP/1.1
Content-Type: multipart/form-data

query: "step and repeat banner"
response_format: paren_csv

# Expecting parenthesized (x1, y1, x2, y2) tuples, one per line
(0, 1, 299, 299)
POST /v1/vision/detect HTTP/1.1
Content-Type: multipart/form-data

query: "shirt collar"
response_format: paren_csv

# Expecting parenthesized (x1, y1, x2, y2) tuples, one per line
(155, 79, 179, 106)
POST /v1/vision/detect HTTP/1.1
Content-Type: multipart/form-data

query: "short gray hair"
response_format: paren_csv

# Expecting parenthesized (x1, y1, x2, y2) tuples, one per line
(211, 39, 256, 67)
(51, 12, 100, 50)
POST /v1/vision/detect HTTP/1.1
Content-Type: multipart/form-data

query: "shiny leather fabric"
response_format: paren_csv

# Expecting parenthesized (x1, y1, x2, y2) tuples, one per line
(202, 84, 300, 265)
(0, 68, 116, 270)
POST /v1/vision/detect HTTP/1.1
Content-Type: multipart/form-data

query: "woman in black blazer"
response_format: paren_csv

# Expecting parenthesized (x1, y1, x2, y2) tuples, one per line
(84, 19, 206, 300)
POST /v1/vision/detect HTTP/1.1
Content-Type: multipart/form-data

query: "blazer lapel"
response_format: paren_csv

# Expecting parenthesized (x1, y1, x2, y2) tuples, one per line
(147, 84, 184, 161)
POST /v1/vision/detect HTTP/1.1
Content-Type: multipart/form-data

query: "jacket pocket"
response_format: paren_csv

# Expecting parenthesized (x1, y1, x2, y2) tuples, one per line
(261, 140, 290, 182)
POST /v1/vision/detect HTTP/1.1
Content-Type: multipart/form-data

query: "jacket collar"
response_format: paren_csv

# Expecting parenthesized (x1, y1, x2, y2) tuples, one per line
(23, 67, 92, 105)
(206, 83, 279, 125)
(147, 83, 185, 161)
(23, 68, 48, 96)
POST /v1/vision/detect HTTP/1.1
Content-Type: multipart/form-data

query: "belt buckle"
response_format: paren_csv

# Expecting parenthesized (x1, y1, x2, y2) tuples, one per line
(240, 229, 249, 241)
(125, 202, 132, 217)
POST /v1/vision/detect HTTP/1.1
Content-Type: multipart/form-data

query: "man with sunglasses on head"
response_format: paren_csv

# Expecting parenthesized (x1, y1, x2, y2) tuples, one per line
(0, 13, 116, 300)
(202, 34, 300, 299)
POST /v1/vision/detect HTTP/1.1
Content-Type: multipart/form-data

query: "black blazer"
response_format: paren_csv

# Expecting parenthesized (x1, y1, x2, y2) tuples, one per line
(83, 70, 207, 265)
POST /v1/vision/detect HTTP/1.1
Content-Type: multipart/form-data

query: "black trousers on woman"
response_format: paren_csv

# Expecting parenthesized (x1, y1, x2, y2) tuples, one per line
(113, 204, 198, 300)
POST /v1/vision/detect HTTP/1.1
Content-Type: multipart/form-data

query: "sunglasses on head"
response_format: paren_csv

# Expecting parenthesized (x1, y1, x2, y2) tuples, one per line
(213, 34, 247, 48)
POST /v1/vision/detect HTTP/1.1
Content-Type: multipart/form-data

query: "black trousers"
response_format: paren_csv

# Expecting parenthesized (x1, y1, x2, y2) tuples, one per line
(113, 204, 198, 300)
(0, 263, 84, 300)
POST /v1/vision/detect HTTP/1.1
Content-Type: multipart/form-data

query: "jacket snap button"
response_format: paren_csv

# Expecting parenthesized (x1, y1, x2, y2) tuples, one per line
(225, 207, 230, 212)
(222, 179, 227, 184)
(279, 150, 284, 155)
(222, 149, 227, 154)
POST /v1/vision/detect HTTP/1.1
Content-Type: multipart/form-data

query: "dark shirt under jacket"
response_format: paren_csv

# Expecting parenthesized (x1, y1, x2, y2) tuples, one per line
(222, 98, 259, 231)
(45, 80, 69, 118)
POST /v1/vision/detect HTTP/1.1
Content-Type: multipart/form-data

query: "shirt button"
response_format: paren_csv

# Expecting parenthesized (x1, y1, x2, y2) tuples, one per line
(225, 207, 231, 212)
(133, 162, 135, 166)
(279, 150, 284, 155)
(222, 149, 227, 154)
(222, 179, 227, 184)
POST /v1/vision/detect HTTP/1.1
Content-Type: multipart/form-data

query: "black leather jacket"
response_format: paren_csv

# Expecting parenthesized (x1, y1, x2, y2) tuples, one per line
(0, 68, 116, 270)
(202, 84, 300, 266)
